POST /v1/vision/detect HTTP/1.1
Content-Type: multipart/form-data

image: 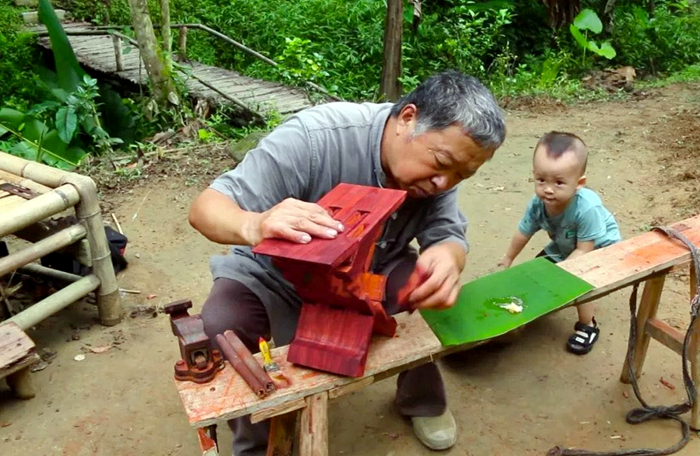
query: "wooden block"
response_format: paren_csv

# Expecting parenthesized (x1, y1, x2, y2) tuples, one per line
(253, 184, 406, 267)
(0, 321, 38, 379)
(288, 304, 374, 377)
(0, 322, 40, 400)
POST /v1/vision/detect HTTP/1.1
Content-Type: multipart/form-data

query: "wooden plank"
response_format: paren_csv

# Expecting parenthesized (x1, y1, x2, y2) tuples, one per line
(250, 397, 306, 424)
(175, 311, 441, 427)
(645, 318, 683, 355)
(561, 215, 700, 305)
(0, 322, 38, 378)
(299, 392, 328, 456)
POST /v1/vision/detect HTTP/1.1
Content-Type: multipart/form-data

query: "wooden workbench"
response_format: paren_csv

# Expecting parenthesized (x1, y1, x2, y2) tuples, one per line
(175, 215, 700, 455)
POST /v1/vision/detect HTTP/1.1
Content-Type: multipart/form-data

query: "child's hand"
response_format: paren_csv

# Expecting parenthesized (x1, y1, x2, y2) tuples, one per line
(497, 255, 513, 269)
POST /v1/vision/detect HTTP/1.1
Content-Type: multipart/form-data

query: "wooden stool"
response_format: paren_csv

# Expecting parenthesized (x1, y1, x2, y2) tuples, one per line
(0, 321, 40, 399)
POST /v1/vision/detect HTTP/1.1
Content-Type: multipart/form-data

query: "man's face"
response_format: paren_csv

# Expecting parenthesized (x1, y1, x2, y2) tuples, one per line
(384, 105, 494, 198)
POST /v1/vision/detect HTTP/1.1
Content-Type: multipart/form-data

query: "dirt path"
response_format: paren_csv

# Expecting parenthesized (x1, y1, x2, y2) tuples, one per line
(2, 84, 700, 456)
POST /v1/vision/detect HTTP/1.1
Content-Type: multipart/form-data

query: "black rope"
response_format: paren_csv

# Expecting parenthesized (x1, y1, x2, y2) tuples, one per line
(547, 226, 700, 456)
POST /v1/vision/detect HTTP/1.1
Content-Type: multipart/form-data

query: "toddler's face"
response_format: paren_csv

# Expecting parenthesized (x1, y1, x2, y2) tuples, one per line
(532, 146, 585, 216)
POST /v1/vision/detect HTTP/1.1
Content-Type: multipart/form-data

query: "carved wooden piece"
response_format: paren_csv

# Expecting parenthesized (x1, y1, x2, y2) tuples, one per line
(254, 184, 407, 377)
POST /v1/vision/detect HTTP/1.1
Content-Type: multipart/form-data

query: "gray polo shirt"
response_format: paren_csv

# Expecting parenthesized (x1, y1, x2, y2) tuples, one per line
(209, 102, 468, 344)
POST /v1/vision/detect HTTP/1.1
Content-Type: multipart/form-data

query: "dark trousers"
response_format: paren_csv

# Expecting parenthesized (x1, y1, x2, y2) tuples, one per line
(201, 256, 447, 456)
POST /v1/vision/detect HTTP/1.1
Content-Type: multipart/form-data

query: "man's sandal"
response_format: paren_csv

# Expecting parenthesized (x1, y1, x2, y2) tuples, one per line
(566, 318, 599, 355)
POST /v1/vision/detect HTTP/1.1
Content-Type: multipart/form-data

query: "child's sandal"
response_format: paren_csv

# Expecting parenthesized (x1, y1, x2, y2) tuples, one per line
(566, 318, 599, 355)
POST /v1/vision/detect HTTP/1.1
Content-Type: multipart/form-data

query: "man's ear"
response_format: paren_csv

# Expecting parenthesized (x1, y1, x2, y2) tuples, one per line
(577, 175, 587, 189)
(396, 104, 417, 135)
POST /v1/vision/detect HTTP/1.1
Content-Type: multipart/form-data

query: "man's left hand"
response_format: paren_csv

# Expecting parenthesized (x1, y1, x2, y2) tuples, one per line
(406, 242, 466, 310)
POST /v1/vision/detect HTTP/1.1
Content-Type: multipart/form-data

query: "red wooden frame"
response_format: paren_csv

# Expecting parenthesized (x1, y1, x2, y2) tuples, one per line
(253, 184, 411, 376)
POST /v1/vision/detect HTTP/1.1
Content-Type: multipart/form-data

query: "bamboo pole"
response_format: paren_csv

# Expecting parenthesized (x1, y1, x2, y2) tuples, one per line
(0, 152, 66, 187)
(0, 152, 122, 326)
(20, 263, 82, 283)
(0, 184, 80, 238)
(6, 275, 101, 330)
(64, 174, 122, 326)
(112, 35, 124, 71)
(0, 224, 86, 278)
(0, 169, 52, 194)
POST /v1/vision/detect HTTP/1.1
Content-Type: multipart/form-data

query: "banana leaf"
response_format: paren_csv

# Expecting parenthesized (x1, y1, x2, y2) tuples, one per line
(420, 257, 595, 346)
(38, 0, 86, 93)
(0, 107, 85, 169)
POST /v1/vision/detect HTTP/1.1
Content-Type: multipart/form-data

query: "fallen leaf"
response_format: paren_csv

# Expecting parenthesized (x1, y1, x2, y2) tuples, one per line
(622, 391, 629, 398)
(1, 422, 11, 428)
(147, 294, 157, 300)
(90, 345, 112, 354)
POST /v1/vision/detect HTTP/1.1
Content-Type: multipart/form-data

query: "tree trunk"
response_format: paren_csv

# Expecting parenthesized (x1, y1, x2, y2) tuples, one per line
(127, 0, 176, 106)
(380, 0, 403, 101)
(160, 0, 172, 56)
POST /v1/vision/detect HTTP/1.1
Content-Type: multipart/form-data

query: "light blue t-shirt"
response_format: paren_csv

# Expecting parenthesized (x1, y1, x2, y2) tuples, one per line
(518, 188, 621, 263)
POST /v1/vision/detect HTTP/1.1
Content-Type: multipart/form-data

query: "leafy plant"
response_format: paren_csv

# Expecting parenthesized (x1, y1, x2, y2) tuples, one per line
(569, 9, 616, 63)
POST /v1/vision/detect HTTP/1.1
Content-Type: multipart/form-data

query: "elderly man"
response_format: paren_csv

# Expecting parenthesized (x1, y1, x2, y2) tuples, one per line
(189, 70, 506, 454)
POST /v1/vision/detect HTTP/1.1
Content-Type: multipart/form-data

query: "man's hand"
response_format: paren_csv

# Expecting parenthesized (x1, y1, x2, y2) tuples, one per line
(405, 242, 465, 310)
(248, 198, 344, 245)
(189, 189, 343, 246)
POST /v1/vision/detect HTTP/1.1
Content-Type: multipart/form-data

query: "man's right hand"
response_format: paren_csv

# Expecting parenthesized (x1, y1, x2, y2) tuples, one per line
(248, 198, 345, 245)
(189, 189, 344, 246)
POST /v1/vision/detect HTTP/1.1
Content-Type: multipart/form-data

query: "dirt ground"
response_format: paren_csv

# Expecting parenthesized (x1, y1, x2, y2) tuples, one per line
(2, 83, 700, 456)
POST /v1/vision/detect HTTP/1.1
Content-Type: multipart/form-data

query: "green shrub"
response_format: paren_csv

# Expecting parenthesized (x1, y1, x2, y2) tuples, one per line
(0, 5, 47, 110)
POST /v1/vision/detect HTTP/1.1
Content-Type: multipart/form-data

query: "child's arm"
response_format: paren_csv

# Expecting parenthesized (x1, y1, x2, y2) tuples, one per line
(566, 240, 595, 260)
(499, 231, 532, 268)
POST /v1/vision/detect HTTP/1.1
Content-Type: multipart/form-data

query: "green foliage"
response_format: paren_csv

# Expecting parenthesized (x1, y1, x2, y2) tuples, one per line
(612, 4, 700, 75)
(569, 9, 616, 63)
(0, 5, 46, 110)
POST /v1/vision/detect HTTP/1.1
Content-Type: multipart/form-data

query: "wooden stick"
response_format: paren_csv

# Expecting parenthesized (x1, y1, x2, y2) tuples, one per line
(690, 262, 700, 429)
(215, 334, 266, 398)
(223, 330, 275, 394)
(111, 213, 123, 234)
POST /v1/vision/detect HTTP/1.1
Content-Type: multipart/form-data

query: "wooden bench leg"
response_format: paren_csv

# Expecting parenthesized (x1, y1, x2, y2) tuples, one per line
(620, 275, 666, 384)
(6, 367, 35, 399)
(690, 264, 700, 430)
(267, 410, 298, 456)
(197, 425, 218, 456)
(299, 392, 328, 456)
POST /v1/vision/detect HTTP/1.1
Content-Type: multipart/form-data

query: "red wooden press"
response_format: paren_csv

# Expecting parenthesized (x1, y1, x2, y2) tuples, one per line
(253, 183, 412, 377)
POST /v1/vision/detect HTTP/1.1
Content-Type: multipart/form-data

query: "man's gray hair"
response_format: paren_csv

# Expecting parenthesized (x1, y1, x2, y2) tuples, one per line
(390, 70, 506, 149)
